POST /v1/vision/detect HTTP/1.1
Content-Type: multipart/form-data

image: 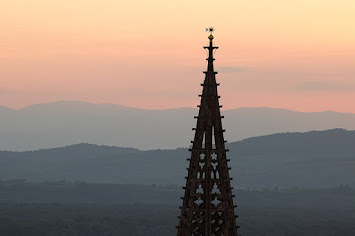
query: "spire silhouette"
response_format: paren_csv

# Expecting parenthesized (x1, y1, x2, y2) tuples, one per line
(177, 29, 239, 236)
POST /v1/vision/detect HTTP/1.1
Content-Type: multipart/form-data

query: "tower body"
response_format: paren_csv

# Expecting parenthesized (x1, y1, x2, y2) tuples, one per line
(177, 34, 239, 235)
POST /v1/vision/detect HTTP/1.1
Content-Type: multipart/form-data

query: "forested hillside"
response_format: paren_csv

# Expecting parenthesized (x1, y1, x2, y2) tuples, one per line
(1, 129, 355, 188)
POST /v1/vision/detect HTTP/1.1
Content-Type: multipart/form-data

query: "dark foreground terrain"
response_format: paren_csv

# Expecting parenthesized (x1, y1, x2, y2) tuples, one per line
(0, 181, 354, 235)
(1, 203, 354, 236)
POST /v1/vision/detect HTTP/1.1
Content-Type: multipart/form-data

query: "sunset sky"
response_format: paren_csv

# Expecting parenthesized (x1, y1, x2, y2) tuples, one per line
(1, 0, 355, 112)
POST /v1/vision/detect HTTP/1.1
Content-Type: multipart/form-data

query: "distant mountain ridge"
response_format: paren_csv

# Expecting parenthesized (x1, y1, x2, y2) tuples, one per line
(1, 129, 355, 188)
(1, 101, 355, 151)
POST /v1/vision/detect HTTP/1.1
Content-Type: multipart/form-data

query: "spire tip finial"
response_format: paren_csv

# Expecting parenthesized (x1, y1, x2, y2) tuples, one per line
(205, 27, 215, 41)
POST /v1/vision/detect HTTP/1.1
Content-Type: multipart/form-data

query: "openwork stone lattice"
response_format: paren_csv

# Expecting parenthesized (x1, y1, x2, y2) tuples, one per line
(177, 32, 239, 236)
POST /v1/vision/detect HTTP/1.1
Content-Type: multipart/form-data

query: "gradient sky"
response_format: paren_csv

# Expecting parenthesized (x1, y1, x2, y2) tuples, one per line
(1, 0, 355, 112)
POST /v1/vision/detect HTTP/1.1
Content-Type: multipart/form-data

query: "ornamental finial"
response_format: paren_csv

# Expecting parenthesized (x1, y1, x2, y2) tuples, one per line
(205, 27, 215, 41)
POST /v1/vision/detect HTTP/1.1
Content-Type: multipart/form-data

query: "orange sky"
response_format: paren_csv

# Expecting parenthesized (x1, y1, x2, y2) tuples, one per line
(1, 0, 355, 112)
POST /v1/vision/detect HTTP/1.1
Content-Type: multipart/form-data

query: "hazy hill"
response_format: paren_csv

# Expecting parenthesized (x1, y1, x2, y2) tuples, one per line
(1, 129, 354, 188)
(1, 101, 355, 151)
